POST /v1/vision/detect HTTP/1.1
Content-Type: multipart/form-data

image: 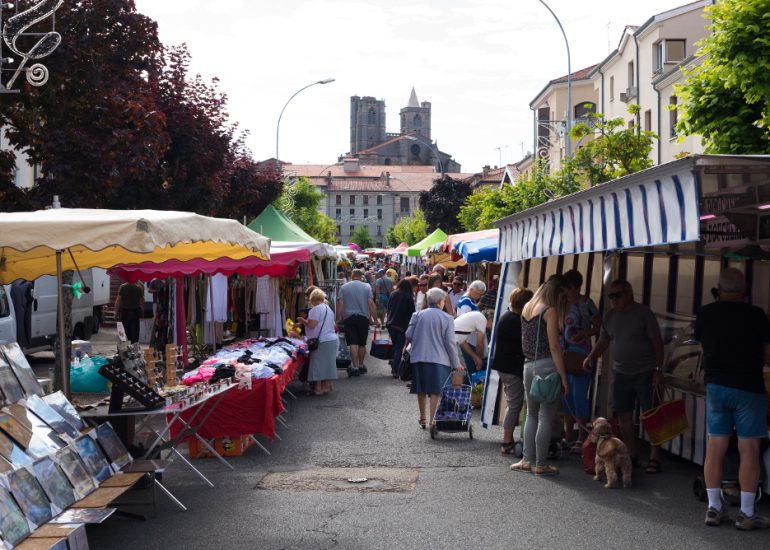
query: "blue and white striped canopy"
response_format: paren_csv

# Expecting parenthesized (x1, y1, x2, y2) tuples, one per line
(495, 159, 701, 263)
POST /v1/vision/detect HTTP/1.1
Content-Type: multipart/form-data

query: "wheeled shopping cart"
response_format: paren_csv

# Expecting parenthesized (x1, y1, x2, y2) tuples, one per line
(430, 373, 474, 440)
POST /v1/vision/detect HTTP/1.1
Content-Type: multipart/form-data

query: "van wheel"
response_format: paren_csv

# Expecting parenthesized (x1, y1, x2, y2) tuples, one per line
(72, 323, 85, 341)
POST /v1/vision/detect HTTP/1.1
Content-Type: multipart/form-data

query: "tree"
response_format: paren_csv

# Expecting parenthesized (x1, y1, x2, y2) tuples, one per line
(386, 209, 428, 246)
(418, 175, 472, 234)
(350, 225, 374, 249)
(568, 105, 655, 186)
(677, 0, 770, 153)
(1, 0, 169, 210)
(217, 155, 283, 222)
(275, 177, 338, 243)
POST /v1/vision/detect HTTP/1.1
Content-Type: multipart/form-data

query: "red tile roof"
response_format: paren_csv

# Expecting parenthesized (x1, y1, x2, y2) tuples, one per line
(550, 64, 598, 84)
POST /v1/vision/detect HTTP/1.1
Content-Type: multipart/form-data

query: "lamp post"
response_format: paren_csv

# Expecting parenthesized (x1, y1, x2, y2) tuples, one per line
(404, 135, 443, 174)
(537, 0, 572, 159)
(275, 78, 335, 162)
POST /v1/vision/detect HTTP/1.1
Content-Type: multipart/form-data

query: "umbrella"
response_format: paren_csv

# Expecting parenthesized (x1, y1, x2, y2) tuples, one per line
(406, 229, 448, 257)
(0, 208, 271, 395)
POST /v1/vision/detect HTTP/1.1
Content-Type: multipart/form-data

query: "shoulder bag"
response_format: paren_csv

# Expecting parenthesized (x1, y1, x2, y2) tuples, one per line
(306, 306, 328, 352)
(528, 309, 561, 403)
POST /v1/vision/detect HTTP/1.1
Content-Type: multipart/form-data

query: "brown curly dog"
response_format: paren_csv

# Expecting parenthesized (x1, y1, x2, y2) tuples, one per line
(591, 417, 633, 489)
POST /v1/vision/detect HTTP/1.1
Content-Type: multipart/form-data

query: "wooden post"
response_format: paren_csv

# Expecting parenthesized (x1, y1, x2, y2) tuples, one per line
(144, 348, 157, 388)
(165, 344, 177, 387)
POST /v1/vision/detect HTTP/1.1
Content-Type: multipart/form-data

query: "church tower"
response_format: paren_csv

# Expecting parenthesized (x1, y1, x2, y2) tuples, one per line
(350, 96, 386, 155)
(399, 87, 431, 140)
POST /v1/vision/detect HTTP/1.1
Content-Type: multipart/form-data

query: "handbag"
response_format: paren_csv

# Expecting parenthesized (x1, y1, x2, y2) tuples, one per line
(563, 351, 587, 376)
(306, 306, 328, 352)
(369, 327, 393, 360)
(528, 309, 561, 403)
(398, 349, 412, 382)
(640, 386, 689, 446)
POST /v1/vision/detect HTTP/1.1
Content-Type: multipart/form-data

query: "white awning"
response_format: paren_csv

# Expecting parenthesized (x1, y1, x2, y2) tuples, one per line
(495, 157, 702, 263)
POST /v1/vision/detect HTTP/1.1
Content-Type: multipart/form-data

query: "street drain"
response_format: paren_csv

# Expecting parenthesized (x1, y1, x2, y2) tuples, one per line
(256, 467, 418, 493)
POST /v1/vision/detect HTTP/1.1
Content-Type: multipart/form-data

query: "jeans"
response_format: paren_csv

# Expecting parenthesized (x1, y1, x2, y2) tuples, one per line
(523, 358, 559, 467)
(388, 327, 405, 375)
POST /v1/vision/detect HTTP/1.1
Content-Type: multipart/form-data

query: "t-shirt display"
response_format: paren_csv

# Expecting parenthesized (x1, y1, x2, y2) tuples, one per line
(73, 435, 112, 483)
(32, 456, 77, 511)
(56, 445, 97, 499)
(95, 423, 131, 470)
(0, 486, 31, 547)
(599, 303, 660, 375)
(0, 343, 44, 398)
(42, 392, 85, 431)
(6, 466, 53, 528)
(24, 394, 81, 440)
(0, 355, 25, 404)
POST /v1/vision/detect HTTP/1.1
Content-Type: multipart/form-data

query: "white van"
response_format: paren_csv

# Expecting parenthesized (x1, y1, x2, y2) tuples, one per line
(0, 268, 110, 353)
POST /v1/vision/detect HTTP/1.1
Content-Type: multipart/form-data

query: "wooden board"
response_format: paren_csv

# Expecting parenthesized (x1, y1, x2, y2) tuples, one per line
(70, 486, 132, 509)
(28, 525, 77, 538)
(14, 537, 67, 550)
(99, 472, 144, 488)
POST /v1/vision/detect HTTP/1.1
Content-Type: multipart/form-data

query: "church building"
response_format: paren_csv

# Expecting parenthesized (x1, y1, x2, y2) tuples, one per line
(348, 88, 461, 172)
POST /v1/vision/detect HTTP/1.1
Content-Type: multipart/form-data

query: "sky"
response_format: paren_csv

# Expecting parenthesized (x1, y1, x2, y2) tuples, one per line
(133, 0, 696, 173)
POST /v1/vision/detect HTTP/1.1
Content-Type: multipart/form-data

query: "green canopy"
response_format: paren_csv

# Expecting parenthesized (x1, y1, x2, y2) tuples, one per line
(406, 228, 448, 257)
(247, 204, 316, 243)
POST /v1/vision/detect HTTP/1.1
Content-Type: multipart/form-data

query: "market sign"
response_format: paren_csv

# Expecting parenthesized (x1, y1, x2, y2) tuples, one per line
(0, 0, 63, 93)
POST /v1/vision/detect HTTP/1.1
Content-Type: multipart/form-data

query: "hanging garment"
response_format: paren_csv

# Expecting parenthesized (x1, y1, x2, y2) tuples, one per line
(255, 276, 282, 337)
(206, 273, 228, 322)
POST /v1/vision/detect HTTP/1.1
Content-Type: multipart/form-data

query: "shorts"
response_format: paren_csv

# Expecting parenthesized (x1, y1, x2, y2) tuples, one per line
(563, 372, 591, 419)
(706, 384, 769, 438)
(611, 370, 653, 413)
(343, 315, 369, 347)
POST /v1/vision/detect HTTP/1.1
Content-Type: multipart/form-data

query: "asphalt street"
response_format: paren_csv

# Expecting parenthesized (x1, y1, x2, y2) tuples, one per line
(36, 334, 767, 550)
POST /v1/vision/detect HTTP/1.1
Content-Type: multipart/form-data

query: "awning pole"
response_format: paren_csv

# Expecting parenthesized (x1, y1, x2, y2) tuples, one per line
(56, 250, 70, 397)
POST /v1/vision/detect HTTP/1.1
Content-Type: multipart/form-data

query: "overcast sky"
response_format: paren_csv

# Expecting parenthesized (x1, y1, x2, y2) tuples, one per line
(133, 0, 699, 172)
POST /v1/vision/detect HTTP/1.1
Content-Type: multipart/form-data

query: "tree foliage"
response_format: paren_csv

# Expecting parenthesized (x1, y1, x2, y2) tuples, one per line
(418, 175, 472, 234)
(677, 0, 770, 153)
(275, 177, 337, 244)
(386, 209, 428, 247)
(350, 225, 374, 249)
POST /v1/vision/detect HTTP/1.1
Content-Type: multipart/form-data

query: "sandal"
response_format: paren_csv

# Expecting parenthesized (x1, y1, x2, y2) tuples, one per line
(418, 418, 427, 429)
(500, 441, 517, 455)
(534, 465, 560, 476)
(510, 460, 531, 473)
(646, 459, 662, 474)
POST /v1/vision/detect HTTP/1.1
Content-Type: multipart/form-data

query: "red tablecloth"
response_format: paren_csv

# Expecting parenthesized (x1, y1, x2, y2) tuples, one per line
(170, 354, 304, 441)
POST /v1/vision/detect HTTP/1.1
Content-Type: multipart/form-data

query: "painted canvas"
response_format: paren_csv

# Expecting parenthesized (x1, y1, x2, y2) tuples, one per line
(0, 411, 59, 458)
(0, 430, 33, 466)
(55, 446, 96, 499)
(25, 394, 81, 440)
(0, 343, 44, 397)
(5, 403, 66, 450)
(73, 435, 111, 482)
(42, 392, 85, 431)
(6, 466, 53, 528)
(32, 456, 77, 511)
(0, 486, 31, 547)
(0, 355, 24, 404)
(95, 423, 131, 470)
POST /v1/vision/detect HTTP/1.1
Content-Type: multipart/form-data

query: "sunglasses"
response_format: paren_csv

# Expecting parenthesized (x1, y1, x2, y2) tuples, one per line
(608, 292, 623, 300)
(418, 283, 428, 287)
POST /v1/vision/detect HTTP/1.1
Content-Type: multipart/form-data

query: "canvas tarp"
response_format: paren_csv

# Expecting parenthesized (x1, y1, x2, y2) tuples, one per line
(406, 229, 448, 257)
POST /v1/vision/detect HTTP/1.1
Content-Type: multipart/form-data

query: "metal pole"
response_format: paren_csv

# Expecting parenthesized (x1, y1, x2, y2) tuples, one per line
(538, 0, 572, 159)
(275, 78, 335, 162)
(55, 250, 69, 396)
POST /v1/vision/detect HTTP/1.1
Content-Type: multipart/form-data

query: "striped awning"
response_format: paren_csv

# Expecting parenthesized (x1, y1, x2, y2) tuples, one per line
(495, 157, 702, 263)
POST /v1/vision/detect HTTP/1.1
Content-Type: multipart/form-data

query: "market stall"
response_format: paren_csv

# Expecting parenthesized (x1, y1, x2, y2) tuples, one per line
(481, 155, 770, 481)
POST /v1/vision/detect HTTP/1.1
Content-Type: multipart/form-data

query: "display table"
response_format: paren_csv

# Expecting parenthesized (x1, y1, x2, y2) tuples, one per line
(171, 354, 304, 443)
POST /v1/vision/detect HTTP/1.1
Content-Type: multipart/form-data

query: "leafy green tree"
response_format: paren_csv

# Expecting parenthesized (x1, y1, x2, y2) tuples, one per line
(418, 175, 472, 234)
(386, 209, 428, 246)
(568, 105, 655, 186)
(677, 0, 770, 153)
(350, 225, 374, 249)
(275, 176, 337, 243)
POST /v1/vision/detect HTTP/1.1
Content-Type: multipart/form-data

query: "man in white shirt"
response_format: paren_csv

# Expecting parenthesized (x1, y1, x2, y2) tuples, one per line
(447, 276, 464, 312)
(414, 274, 429, 311)
(454, 309, 494, 378)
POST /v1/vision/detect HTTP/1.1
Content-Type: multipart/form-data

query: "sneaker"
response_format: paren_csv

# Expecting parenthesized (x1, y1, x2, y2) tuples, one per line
(735, 511, 770, 531)
(705, 506, 730, 526)
(347, 367, 359, 378)
(360, 365, 368, 374)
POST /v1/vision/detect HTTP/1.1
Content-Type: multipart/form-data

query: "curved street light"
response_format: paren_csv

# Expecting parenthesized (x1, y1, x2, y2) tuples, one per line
(537, 0, 572, 159)
(275, 78, 335, 162)
(404, 134, 443, 174)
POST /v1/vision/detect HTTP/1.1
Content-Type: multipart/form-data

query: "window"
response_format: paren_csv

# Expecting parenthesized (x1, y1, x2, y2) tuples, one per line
(349, 225, 355, 234)
(335, 208, 341, 220)
(349, 208, 355, 217)
(349, 195, 355, 205)
(367, 108, 376, 125)
(363, 208, 368, 218)
(410, 143, 421, 156)
(377, 208, 382, 220)
(609, 76, 614, 102)
(669, 95, 678, 138)
(644, 109, 652, 132)
(363, 195, 369, 205)
(400, 197, 410, 213)
(654, 39, 686, 73)
(574, 102, 596, 121)
(335, 195, 341, 205)
(413, 114, 422, 128)
(377, 195, 382, 205)
(336, 225, 341, 235)
(377, 226, 382, 236)
(627, 61, 635, 88)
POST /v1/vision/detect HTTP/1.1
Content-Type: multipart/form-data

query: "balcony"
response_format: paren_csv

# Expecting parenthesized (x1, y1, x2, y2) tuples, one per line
(620, 86, 637, 103)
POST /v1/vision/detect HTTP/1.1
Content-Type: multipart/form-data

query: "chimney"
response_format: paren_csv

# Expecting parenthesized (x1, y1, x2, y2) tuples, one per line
(343, 157, 360, 173)
(482, 165, 490, 177)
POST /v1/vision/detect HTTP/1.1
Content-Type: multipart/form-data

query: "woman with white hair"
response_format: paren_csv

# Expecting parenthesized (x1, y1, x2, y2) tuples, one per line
(456, 280, 486, 316)
(297, 288, 338, 396)
(405, 287, 461, 429)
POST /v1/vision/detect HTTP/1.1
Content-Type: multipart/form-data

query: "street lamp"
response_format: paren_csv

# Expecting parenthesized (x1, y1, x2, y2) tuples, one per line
(537, 0, 572, 159)
(404, 135, 443, 174)
(275, 78, 335, 162)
